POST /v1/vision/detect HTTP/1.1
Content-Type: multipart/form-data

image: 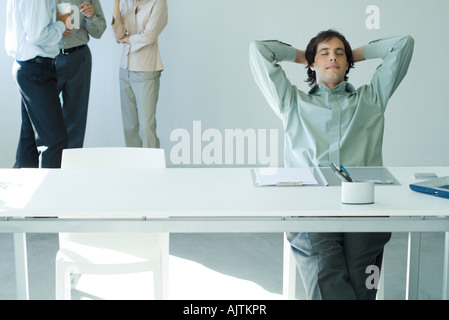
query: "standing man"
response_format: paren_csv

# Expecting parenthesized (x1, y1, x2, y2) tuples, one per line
(5, 0, 71, 168)
(250, 30, 414, 299)
(56, 1, 106, 149)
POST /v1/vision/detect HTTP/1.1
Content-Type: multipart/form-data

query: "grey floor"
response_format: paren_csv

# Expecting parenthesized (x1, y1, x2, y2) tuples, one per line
(0, 232, 445, 300)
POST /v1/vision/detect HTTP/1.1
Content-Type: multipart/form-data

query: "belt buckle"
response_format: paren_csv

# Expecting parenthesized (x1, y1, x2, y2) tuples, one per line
(61, 48, 69, 55)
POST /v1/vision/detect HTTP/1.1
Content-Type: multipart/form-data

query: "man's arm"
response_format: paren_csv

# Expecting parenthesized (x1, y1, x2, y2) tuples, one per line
(249, 40, 299, 118)
(363, 35, 415, 109)
(352, 47, 365, 63)
(294, 49, 307, 65)
(20, 0, 69, 46)
(82, 0, 107, 39)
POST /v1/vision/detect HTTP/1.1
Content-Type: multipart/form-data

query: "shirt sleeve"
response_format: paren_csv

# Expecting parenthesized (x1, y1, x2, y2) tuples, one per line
(19, 0, 65, 47)
(85, 0, 107, 39)
(363, 35, 415, 110)
(111, 2, 126, 40)
(249, 40, 299, 118)
(129, 0, 168, 53)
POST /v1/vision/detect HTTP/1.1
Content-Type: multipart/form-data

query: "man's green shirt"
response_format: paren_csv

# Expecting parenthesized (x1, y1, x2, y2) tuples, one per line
(250, 35, 414, 167)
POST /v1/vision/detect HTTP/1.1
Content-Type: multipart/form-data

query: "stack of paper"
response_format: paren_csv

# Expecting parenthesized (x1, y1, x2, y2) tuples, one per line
(252, 168, 319, 187)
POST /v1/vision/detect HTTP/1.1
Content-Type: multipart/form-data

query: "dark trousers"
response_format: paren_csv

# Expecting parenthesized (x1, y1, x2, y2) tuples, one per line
(14, 58, 68, 168)
(56, 45, 92, 149)
(287, 232, 391, 300)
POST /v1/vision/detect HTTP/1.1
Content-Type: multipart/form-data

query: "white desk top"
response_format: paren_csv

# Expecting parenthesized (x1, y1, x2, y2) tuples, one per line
(0, 167, 448, 219)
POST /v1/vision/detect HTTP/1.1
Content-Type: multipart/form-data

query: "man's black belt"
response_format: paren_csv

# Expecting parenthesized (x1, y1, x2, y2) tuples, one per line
(29, 56, 56, 65)
(60, 44, 87, 55)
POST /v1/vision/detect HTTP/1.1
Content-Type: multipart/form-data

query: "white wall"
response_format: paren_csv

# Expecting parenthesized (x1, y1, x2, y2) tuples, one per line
(1, 0, 448, 168)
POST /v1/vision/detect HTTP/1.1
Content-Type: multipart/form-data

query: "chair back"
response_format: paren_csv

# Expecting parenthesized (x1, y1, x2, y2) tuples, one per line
(61, 147, 166, 169)
(59, 147, 166, 243)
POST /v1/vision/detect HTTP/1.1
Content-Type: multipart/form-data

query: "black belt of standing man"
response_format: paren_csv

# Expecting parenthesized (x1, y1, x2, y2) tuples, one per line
(60, 44, 87, 55)
(28, 56, 56, 65)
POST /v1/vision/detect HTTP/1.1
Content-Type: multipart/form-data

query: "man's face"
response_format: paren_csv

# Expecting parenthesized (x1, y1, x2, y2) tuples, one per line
(310, 37, 349, 89)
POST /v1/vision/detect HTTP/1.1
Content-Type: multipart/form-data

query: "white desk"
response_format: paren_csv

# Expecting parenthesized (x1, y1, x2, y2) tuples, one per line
(1, 167, 449, 300)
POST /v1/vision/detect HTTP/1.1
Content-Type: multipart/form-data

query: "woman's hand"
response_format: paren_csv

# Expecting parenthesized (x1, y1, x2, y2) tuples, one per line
(117, 34, 130, 44)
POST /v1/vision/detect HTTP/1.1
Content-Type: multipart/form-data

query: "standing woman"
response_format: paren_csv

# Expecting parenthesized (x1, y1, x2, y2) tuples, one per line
(112, 0, 168, 148)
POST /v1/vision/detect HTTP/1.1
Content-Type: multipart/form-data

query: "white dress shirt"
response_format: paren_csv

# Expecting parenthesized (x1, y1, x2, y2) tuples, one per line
(5, 0, 66, 61)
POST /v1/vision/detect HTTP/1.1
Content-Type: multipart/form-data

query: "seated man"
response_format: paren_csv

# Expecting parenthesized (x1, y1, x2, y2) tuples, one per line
(249, 30, 414, 299)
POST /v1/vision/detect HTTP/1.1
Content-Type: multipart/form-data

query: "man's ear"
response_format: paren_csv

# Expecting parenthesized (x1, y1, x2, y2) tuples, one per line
(309, 63, 315, 71)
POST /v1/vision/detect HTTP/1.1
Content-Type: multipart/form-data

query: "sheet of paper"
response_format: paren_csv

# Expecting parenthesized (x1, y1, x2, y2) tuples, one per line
(252, 168, 318, 186)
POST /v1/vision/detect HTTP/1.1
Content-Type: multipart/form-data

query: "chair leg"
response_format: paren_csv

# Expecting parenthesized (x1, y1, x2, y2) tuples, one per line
(283, 235, 297, 299)
(55, 263, 72, 300)
(159, 233, 170, 299)
(153, 265, 163, 300)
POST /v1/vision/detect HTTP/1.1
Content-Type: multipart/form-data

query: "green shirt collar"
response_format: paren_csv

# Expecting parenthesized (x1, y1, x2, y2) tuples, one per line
(308, 81, 357, 95)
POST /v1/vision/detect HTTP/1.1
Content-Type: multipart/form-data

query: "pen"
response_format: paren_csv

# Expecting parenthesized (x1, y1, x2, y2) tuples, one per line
(330, 163, 353, 182)
(339, 164, 354, 182)
(276, 182, 303, 187)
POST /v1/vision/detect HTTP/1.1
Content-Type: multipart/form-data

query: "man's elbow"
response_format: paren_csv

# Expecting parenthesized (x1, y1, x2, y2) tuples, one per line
(400, 35, 415, 60)
(27, 23, 64, 46)
(249, 41, 266, 57)
(91, 28, 106, 39)
(389, 35, 415, 58)
(27, 32, 50, 46)
(403, 35, 415, 49)
(250, 40, 264, 50)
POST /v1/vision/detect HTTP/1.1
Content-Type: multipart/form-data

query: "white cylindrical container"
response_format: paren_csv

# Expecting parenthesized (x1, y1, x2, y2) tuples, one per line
(57, 3, 72, 15)
(341, 181, 375, 205)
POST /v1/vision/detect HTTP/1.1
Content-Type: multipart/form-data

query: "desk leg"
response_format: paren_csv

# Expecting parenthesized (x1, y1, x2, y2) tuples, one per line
(282, 235, 296, 299)
(406, 232, 421, 300)
(442, 232, 449, 300)
(13, 233, 29, 300)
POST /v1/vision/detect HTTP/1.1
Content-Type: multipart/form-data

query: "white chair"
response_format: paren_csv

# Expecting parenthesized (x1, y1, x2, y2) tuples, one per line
(55, 147, 169, 300)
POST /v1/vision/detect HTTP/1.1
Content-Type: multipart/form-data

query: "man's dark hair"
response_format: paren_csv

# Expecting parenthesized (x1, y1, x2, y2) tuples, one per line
(305, 29, 355, 86)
